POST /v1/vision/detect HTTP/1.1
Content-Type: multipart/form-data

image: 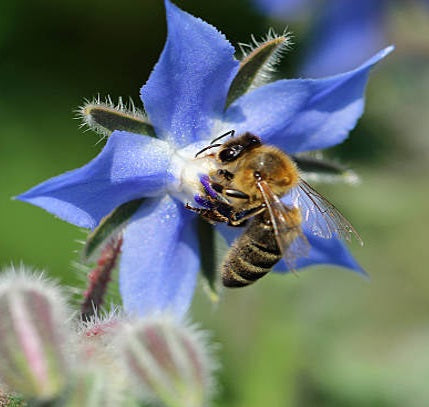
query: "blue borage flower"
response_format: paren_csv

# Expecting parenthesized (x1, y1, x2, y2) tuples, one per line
(252, 0, 423, 77)
(18, 0, 392, 318)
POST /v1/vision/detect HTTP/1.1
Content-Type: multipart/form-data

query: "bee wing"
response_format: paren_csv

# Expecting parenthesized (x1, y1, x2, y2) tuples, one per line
(292, 179, 363, 245)
(257, 180, 310, 271)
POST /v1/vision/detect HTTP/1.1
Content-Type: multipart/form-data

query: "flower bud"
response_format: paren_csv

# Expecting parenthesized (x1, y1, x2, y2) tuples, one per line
(118, 318, 216, 407)
(0, 266, 69, 400)
(69, 313, 137, 407)
(63, 368, 131, 407)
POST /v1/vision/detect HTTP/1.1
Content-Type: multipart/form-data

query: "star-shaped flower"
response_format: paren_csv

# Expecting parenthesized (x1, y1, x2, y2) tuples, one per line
(18, 0, 392, 318)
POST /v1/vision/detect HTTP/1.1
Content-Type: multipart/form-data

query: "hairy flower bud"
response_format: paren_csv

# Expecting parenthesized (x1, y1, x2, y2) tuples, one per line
(63, 368, 131, 407)
(118, 318, 216, 407)
(0, 266, 69, 400)
(68, 313, 137, 407)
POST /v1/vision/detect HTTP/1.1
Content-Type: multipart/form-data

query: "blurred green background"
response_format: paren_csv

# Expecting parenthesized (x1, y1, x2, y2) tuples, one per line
(1, 1, 429, 406)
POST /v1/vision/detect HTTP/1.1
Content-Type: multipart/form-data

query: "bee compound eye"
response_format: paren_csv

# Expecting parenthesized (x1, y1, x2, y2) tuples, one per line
(219, 148, 237, 162)
(249, 136, 260, 144)
(253, 171, 262, 180)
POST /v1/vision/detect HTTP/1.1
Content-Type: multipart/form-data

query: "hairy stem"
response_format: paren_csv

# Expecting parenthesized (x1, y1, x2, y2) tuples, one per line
(80, 237, 123, 321)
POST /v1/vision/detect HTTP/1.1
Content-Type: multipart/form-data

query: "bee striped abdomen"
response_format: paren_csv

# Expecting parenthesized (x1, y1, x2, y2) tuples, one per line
(221, 214, 282, 287)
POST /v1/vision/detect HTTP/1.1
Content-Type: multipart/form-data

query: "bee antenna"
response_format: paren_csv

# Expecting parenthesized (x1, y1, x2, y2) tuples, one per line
(210, 129, 235, 145)
(195, 143, 222, 158)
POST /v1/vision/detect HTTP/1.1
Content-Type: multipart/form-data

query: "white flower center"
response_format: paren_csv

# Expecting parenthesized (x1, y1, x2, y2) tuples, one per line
(168, 142, 218, 204)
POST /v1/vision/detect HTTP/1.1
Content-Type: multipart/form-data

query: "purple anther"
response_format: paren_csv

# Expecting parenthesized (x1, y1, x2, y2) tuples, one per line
(194, 194, 213, 209)
(199, 175, 218, 199)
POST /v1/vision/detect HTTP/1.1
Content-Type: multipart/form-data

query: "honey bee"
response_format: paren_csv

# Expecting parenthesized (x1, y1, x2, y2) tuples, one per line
(189, 131, 362, 287)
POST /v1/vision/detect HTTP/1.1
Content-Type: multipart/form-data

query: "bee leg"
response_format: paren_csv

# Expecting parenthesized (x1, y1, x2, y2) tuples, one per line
(211, 182, 249, 200)
(229, 204, 266, 226)
(224, 189, 249, 200)
(185, 203, 230, 224)
(210, 182, 225, 194)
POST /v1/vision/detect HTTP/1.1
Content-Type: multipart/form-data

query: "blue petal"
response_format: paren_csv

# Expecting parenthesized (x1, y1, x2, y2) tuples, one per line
(273, 230, 365, 275)
(217, 220, 364, 274)
(280, 189, 365, 274)
(119, 196, 200, 318)
(252, 0, 309, 18)
(140, 0, 239, 147)
(301, 0, 387, 77)
(224, 46, 393, 154)
(17, 132, 171, 229)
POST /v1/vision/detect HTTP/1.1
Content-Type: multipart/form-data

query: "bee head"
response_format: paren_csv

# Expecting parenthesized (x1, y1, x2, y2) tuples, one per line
(218, 133, 261, 163)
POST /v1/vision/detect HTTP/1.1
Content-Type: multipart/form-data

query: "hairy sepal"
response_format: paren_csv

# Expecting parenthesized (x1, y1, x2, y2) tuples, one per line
(292, 153, 360, 184)
(78, 96, 156, 138)
(83, 199, 145, 262)
(226, 28, 292, 107)
(197, 219, 225, 302)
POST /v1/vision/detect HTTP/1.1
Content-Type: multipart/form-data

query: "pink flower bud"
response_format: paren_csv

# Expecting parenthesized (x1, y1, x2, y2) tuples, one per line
(0, 266, 70, 400)
(118, 318, 216, 407)
(63, 368, 123, 407)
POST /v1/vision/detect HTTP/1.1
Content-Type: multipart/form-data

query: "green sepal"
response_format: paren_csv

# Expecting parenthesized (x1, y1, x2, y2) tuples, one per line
(197, 220, 230, 302)
(226, 32, 290, 107)
(81, 100, 156, 137)
(197, 219, 223, 302)
(83, 198, 145, 262)
(292, 155, 347, 174)
(291, 154, 359, 184)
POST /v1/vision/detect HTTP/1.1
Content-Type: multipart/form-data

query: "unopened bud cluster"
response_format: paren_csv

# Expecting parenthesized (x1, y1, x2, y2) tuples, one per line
(0, 266, 216, 407)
